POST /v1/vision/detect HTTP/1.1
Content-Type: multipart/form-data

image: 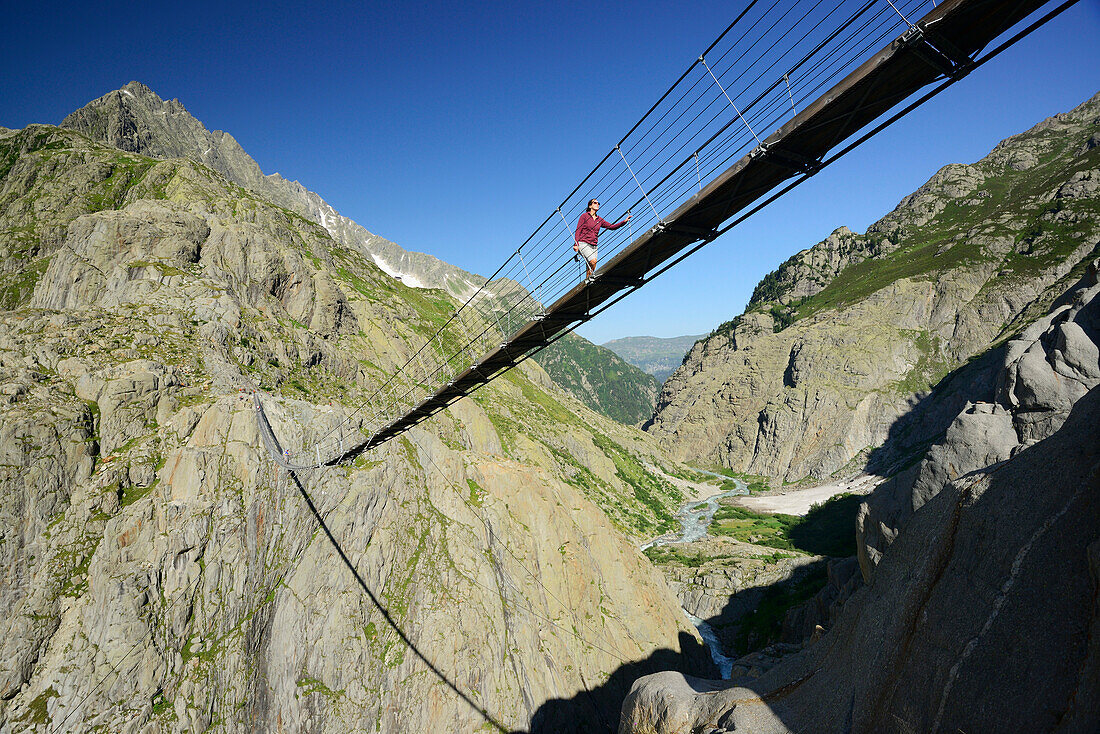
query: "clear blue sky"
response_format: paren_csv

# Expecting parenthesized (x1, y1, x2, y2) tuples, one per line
(3, 1, 1098, 343)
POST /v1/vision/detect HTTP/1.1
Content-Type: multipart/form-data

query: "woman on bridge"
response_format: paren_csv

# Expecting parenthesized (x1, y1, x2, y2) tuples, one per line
(574, 199, 630, 282)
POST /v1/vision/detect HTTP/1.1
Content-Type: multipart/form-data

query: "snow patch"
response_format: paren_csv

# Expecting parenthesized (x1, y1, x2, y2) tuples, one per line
(316, 205, 340, 238)
(454, 278, 486, 302)
(120, 89, 134, 98)
(401, 272, 426, 288)
(371, 254, 426, 289)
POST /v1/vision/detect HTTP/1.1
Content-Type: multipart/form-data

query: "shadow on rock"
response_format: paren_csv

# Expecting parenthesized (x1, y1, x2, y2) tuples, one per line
(528, 631, 716, 733)
(619, 386, 1100, 733)
(864, 344, 1006, 475)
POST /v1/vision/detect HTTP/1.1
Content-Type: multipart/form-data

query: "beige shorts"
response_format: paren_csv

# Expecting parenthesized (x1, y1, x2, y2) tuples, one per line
(576, 242, 597, 262)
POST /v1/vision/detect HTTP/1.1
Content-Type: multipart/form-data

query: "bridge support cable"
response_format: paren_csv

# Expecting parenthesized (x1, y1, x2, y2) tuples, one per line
(574, 0, 1084, 345)
(616, 145, 664, 225)
(249, 431, 519, 731)
(255, 0, 1066, 469)
(700, 56, 763, 146)
(254, 401, 653, 732)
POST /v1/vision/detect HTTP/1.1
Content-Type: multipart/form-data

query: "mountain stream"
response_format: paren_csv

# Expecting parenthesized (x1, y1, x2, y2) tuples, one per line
(642, 474, 749, 679)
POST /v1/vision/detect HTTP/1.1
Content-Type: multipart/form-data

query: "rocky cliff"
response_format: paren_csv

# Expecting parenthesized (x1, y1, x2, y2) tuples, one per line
(647, 91, 1100, 482)
(620, 260, 1100, 734)
(857, 257, 1100, 581)
(60, 81, 481, 298)
(59, 81, 645, 426)
(0, 119, 712, 732)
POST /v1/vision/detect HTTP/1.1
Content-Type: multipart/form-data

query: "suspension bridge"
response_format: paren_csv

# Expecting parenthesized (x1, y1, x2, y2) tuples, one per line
(254, 0, 1075, 471)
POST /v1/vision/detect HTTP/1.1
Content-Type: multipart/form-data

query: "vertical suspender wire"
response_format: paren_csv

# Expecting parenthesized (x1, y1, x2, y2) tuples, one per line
(262, 0, 962, 470)
(651, 0, 885, 217)
(458, 300, 486, 367)
(437, 323, 458, 382)
(884, 0, 918, 29)
(398, 363, 415, 407)
(766, 0, 882, 117)
(556, 208, 586, 283)
(694, 152, 702, 192)
(288, 0, 928, 468)
(539, 0, 762, 240)
(490, 301, 508, 344)
(521, 3, 763, 303)
(622, 0, 861, 223)
(429, 330, 450, 385)
(264, 0, 829, 469)
(527, 231, 580, 299)
(273, 0, 844, 469)
(381, 377, 401, 429)
(783, 73, 796, 113)
(620, 2, 818, 224)
(515, 214, 580, 304)
(393, 363, 413, 411)
(609, 0, 762, 153)
(517, 250, 542, 313)
(465, 298, 489, 356)
(407, 343, 426, 400)
(470, 293, 500, 353)
(419, 333, 439, 388)
(692, 1, 893, 184)
(700, 56, 762, 146)
(609, 0, 788, 198)
(616, 145, 663, 224)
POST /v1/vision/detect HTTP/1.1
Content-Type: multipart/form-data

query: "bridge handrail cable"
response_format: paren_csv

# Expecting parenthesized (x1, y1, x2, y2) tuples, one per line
(256, 0, 1060, 469)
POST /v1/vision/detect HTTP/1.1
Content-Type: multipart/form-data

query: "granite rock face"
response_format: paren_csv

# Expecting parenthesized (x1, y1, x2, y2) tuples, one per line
(620, 280, 1100, 733)
(647, 91, 1100, 482)
(858, 260, 1100, 581)
(0, 120, 710, 732)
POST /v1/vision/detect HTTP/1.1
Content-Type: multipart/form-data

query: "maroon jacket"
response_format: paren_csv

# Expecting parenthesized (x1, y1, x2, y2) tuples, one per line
(574, 212, 627, 245)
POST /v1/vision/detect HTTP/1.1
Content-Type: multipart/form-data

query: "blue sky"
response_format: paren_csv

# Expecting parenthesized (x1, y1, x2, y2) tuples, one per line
(3, 0, 1098, 343)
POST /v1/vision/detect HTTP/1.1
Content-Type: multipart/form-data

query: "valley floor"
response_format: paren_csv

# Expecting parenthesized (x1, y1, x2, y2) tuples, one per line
(734, 473, 879, 516)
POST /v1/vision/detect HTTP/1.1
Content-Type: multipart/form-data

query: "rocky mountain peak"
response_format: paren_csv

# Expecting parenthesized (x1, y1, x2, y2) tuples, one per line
(742, 92, 1100, 318)
(63, 81, 237, 167)
(60, 82, 485, 298)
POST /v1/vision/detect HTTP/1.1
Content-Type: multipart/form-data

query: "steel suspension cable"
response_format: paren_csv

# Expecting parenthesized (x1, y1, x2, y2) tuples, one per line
(262, 0, 961, 468)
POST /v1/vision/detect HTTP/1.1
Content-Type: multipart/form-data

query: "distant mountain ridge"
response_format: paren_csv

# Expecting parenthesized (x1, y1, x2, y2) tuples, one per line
(602, 334, 705, 384)
(538, 333, 660, 425)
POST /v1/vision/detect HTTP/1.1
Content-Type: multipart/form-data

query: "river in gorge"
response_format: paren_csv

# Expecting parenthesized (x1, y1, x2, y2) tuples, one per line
(642, 473, 749, 678)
